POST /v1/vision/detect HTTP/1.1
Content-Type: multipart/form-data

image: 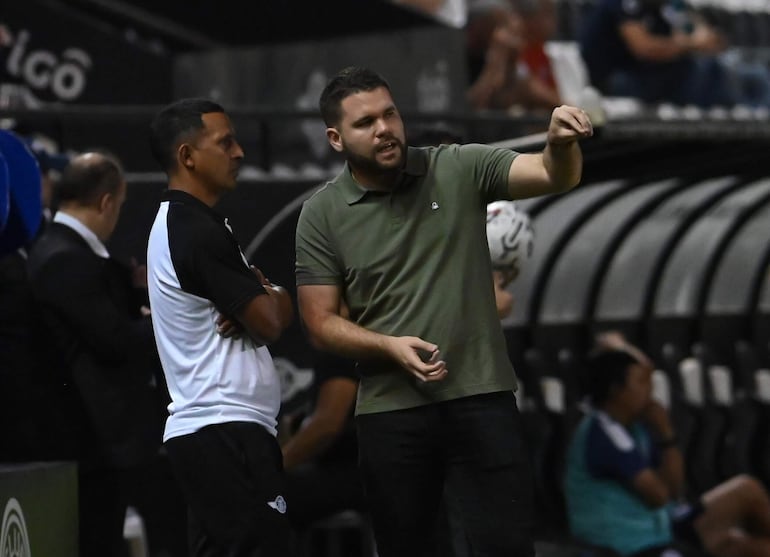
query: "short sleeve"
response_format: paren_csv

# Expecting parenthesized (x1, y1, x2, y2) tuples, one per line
(295, 194, 342, 287)
(455, 143, 519, 203)
(585, 418, 649, 483)
(169, 209, 265, 316)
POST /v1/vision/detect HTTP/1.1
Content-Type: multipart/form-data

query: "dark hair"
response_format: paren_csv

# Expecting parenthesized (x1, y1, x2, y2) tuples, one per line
(149, 98, 225, 173)
(319, 66, 391, 127)
(583, 349, 639, 406)
(55, 152, 123, 207)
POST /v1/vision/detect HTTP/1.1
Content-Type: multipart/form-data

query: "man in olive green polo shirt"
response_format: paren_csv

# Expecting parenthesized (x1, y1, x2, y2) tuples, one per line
(295, 66, 592, 557)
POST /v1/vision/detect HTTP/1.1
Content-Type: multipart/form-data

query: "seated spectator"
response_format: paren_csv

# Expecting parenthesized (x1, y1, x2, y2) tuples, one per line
(564, 332, 770, 557)
(280, 350, 368, 537)
(579, 0, 759, 107)
(512, 0, 562, 111)
(467, 0, 565, 112)
(464, 0, 526, 110)
(395, 0, 560, 111)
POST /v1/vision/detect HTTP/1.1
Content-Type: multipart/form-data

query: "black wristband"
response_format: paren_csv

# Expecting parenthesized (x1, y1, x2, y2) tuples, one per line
(656, 435, 678, 449)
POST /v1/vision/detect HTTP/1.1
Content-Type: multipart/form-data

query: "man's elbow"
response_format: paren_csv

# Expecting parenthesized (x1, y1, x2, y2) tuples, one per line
(554, 173, 582, 193)
(247, 312, 292, 345)
(304, 327, 331, 352)
(247, 323, 282, 345)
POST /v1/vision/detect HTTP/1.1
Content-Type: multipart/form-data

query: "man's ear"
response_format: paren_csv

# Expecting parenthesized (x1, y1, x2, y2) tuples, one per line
(326, 128, 343, 153)
(178, 143, 195, 169)
(98, 191, 112, 213)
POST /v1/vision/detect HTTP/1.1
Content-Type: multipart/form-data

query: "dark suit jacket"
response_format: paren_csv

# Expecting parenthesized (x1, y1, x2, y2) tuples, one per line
(0, 249, 47, 460)
(27, 221, 166, 470)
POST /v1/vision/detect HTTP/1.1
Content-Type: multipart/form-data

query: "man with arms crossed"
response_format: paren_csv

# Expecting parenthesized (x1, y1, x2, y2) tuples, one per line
(147, 98, 294, 556)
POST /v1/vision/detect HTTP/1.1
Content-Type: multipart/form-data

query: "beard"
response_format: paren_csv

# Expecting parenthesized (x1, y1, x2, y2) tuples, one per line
(344, 139, 405, 180)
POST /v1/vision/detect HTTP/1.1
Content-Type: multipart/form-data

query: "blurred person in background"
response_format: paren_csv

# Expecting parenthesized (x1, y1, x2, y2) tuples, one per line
(465, 0, 528, 110)
(25, 134, 71, 222)
(514, 0, 562, 111)
(466, 0, 563, 111)
(26, 151, 186, 557)
(565, 332, 770, 557)
(395, 0, 561, 112)
(279, 349, 369, 550)
(580, 0, 770, 108)
(0, 129, 70, 463)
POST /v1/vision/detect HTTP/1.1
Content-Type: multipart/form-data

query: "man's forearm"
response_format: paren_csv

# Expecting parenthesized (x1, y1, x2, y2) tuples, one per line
(657, 445, 685, 498)
(308, 313, 392, 361)
(543, 141, 583, 192)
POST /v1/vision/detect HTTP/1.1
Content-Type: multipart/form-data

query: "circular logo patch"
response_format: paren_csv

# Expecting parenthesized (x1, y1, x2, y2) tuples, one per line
(0, 498, 31, 557)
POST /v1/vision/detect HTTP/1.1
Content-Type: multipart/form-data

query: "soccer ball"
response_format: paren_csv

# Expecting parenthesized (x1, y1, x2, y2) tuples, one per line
(486, 201, 534, 276)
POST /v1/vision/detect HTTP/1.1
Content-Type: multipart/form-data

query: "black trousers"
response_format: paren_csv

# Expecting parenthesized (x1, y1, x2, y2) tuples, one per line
(283, 460, 367, 529)
(164, 421, 289, 557)
(356, 391, 536, 557)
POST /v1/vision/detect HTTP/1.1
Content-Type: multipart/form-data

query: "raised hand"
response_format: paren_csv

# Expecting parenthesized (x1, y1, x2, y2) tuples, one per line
(547, 105, 594, 145)
(642, 399, 675, 439)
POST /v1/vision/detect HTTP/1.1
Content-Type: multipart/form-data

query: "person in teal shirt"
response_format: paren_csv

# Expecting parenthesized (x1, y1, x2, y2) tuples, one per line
(565, 333, 770, 557)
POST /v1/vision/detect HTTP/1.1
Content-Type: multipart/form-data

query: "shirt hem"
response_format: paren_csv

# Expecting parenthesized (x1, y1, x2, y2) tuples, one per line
(354, 381, 516, 416)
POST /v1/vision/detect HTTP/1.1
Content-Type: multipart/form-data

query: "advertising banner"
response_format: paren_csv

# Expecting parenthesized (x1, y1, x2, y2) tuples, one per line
(1, 1, 172, 108)
(0, 462, 78, 557)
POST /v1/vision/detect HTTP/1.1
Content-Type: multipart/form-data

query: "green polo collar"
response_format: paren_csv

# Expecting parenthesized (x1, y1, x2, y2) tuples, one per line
(335, 146, 430, 205)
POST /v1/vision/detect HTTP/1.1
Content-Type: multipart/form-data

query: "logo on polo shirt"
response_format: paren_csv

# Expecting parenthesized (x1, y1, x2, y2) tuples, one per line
(267, 495, 287, 514)
(431, 201, 439, 210)
(0, 498, 31, 557)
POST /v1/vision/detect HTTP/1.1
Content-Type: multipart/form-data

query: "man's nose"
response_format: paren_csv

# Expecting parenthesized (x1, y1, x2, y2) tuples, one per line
(374, 118, 390, 136)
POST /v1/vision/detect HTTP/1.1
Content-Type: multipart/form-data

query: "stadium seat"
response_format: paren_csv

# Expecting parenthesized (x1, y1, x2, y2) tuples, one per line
(717, 340, 765, 480)
(688, 343, 731, 493)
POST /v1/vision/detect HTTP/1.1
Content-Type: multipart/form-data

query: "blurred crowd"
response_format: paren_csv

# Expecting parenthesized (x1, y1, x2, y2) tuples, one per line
(399, 0, 770, 113)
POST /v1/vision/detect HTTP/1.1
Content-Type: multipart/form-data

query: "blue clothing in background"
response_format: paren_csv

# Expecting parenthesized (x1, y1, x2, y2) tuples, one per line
(565, 411, 672, 556)
(579, 0, 740, 107)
